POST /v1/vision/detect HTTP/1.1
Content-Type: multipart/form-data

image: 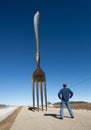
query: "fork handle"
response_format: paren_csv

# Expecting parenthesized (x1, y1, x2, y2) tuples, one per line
(34, 11, 40, 68)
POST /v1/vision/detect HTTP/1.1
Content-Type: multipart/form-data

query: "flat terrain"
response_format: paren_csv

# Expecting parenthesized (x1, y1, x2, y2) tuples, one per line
(9, 107, 91, 130)
(0, 106, 8, 109)
(0, 107, 22, 130)
(54, 102, 91, 110)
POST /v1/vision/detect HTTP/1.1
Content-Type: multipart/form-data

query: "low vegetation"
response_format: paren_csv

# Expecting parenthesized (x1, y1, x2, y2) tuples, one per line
(0, 104, 8, 109)
(53, 101, 91, 110)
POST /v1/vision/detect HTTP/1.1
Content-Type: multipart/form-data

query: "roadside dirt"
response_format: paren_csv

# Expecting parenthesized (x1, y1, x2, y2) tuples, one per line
(0, 106, 23, 130)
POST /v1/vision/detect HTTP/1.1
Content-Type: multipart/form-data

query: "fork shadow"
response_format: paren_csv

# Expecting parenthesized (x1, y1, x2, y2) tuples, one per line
(28, 107, 39, 112)
(44, 114, 71, 119)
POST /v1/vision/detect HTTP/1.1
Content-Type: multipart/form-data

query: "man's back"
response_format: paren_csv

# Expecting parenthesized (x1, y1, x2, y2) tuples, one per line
(58, 87, 73, 102)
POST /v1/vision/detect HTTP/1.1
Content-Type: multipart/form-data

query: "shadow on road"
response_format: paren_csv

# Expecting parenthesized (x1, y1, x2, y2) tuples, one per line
(44, 113, 60, 119)
(28, 107, 42, 112)
(28, 107, 36, 112)
(44, 114, 71, 119)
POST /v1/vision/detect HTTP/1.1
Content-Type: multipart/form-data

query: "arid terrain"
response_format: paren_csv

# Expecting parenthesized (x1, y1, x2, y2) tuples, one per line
(0, 105, 8, 109)
(0, 106, 22, 130)
(53, 101, 91, 110)
(0, 102, 91, 130)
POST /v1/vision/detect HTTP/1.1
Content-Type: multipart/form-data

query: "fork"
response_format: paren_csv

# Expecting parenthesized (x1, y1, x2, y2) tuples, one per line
(32, 11, 47, 111)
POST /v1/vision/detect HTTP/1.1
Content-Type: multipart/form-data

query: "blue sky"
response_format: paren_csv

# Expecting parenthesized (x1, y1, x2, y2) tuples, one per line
(0, 0, 91, 105)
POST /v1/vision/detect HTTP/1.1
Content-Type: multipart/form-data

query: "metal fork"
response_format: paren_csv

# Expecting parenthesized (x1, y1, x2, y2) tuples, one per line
(32, 11, 47, 111)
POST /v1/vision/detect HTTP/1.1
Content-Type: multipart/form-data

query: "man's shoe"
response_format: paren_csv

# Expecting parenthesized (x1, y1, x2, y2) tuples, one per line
(71, 116, 74, 118)
(60, 117, 63, 119)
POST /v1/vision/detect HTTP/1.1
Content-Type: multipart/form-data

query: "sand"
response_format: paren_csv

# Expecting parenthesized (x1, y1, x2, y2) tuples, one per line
(10, 107, 91, 130)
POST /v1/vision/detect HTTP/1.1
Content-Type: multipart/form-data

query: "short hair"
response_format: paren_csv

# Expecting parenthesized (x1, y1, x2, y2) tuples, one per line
(63, 83, 67, 87)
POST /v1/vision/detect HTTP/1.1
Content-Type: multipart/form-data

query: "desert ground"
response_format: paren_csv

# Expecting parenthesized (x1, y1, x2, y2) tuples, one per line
(0, 105, 91, 130)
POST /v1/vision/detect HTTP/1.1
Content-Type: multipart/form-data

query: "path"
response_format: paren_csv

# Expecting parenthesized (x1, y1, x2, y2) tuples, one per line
(10, 107, 91, 130)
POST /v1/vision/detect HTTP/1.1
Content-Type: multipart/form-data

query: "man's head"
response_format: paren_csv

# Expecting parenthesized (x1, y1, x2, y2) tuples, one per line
(63, 83, 67, 88)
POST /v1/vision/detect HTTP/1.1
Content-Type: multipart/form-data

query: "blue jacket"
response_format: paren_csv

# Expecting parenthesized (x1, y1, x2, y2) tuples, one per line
(58, 88, 73, 102)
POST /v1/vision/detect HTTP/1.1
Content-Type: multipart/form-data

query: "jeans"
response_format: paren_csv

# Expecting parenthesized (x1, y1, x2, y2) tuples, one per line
(60, 101, 74, 118)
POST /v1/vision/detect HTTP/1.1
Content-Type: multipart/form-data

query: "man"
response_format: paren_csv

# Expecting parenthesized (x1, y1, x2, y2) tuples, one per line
(58, 83, 74, 119)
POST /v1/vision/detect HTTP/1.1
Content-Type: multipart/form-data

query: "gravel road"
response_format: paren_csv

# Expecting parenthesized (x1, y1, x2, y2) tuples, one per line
(10, 107, 91, 130)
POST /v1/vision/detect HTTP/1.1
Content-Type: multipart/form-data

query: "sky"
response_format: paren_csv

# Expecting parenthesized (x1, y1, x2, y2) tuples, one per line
(0, 0, 91, 105)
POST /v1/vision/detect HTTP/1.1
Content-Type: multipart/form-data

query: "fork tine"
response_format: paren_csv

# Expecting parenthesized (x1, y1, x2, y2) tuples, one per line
(36, 82, 39, 111)
(32, 81, 35, 110)
(40, 82, 43, 111)
(44, 82, 47, 111)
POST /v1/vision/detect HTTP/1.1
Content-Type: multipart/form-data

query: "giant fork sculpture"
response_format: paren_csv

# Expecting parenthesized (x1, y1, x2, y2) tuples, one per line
(32, 11, 47, 111)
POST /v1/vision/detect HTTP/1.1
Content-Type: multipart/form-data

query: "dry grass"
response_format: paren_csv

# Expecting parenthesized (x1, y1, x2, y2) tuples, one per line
(71, 103, 91, 110)
(0, 106, 23, 130)
(0, 105, 8, 109)
(53, 102, 91, 110)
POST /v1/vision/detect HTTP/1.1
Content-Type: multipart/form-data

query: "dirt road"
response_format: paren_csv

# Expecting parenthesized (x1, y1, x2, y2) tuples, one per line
(9, 107, 91, 130)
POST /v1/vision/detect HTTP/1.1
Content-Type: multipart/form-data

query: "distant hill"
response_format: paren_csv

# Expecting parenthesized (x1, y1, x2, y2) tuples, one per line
(53, 101, 91, 110)
(0, 104, 8, 109)
(70, 101, 88, 104)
